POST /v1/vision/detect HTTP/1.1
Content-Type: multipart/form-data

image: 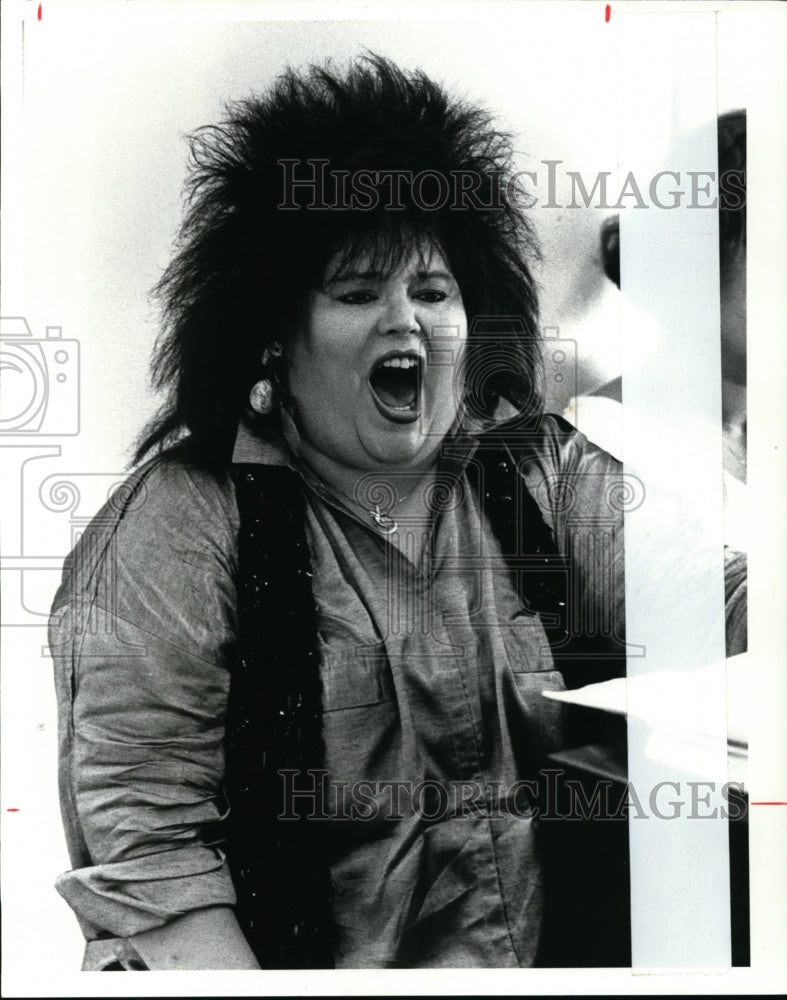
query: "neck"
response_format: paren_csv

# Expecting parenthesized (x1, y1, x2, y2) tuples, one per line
(300, 439, 436, 497)
(291, 436, 442, 538)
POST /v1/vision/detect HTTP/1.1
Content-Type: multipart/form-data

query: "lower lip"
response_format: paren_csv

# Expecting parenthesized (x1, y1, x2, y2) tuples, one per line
(368, 382, 421, 424)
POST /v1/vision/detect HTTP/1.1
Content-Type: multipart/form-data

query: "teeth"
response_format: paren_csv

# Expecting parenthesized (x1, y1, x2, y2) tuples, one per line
(381, 357, 419, 369)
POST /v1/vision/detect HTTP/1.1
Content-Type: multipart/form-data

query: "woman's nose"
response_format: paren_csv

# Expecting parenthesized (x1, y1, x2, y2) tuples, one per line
(378, 290, 419, 335)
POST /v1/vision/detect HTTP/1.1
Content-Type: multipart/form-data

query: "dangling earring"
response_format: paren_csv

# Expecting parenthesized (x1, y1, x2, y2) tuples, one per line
(248, 342, 284, 416)
(249, 378, 275, 415)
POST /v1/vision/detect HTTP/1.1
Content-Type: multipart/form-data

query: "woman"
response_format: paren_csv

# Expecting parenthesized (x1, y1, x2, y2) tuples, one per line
(50, 55, 637, 971)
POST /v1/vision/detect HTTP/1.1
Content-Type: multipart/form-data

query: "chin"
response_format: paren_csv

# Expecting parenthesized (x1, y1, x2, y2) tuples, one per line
(362, 434, 431, 470)
(359, 408, 456, 470)
(368, 447, 425, 470)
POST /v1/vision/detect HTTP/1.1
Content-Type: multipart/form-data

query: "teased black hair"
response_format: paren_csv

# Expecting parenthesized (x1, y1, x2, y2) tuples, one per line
(135, 54, 542, 463)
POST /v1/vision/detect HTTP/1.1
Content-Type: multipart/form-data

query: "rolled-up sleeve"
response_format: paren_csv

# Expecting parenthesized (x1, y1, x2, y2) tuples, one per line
(50, 457, 241, 941)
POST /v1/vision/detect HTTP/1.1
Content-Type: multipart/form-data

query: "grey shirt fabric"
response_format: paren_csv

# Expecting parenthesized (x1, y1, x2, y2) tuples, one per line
(50, 415, 627, 969)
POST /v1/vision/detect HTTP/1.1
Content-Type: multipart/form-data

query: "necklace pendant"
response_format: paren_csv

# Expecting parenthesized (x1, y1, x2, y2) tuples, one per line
(371, 504, 398, 534)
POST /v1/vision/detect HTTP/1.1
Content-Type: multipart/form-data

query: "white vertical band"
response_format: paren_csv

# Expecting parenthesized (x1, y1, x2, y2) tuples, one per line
(617, 10, 732, 969)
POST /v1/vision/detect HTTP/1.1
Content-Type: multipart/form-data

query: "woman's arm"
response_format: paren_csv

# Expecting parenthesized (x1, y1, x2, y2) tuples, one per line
(129, 906, 260, 970)
(51, 457, 254, 969)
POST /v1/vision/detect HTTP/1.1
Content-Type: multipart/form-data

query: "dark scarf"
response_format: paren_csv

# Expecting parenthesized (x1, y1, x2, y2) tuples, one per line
(224, 441, 571, 969)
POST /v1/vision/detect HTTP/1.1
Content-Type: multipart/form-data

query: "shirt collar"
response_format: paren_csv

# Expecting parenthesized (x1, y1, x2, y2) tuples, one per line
(231, 412, 294, 467)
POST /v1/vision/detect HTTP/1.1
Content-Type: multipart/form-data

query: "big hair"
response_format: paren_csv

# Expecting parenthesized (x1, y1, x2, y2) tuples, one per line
(135, 54, 543, 464)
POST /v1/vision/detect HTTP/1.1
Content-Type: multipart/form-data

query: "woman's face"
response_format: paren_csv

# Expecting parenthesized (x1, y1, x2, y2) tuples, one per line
(286, 245, 468, 473)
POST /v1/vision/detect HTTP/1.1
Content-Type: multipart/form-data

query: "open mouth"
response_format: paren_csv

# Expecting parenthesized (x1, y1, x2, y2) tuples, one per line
(368, 352, 422, 423)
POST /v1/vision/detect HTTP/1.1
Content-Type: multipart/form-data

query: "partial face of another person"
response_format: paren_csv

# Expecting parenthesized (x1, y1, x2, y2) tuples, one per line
(720, 247, 746, 380)
(287, 244, 468, 473)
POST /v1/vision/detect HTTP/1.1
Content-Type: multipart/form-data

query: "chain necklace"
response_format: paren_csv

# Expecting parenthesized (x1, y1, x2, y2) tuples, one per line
(325, 476, 424, 535)
(367, 498, 412, 534)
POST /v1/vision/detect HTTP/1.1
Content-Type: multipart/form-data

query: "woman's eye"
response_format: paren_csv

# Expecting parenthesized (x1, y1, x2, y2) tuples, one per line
(337, 291, 376, 305)
(415, 289, 448, 303)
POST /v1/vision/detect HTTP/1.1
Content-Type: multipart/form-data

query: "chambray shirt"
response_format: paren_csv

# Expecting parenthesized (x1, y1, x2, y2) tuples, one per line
(50, 415, 626, 969)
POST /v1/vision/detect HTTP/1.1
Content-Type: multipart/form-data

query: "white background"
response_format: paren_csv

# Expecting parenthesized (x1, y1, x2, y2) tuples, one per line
(1, 0, 785, 995)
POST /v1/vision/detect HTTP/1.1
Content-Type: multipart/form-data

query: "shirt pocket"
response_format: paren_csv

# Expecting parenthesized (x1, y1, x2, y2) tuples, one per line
(498, 595, 555, 672)
(318, 615, 395, 712)
(500, 609, 566, 753)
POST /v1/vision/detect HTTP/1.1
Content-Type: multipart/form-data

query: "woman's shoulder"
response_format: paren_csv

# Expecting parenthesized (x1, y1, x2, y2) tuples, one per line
(120, 446, 239, 531)
(478, 411, 622, 477)
(85, 445, 239, 550)
(51, 444, 240, 613)
(472, 412, 628, 531)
